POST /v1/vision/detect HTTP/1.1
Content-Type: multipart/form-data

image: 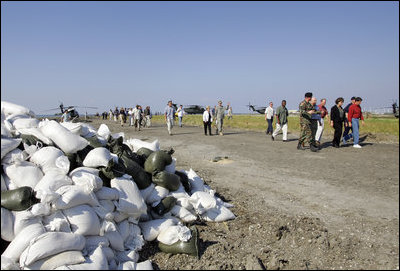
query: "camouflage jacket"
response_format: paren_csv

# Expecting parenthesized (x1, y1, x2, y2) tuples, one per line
(299, 100, 314, 123)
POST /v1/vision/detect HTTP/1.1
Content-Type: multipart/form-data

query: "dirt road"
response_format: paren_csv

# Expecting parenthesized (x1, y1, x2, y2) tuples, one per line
(91, 118, 399, 270)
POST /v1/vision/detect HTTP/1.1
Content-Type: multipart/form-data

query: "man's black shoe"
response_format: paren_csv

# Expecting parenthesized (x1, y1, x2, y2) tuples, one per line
(271, 135, 275, 141)
(297, 143, 305, 150)
(310, 144, 319, 152)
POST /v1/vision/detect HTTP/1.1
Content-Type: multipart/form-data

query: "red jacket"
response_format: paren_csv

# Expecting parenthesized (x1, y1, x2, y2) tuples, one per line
(348, 104, 364, 122)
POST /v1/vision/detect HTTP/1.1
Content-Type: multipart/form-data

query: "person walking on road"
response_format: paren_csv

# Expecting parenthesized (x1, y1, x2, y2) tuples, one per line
(298, 92, 319, 152)
(342, 96, 356, 144)
(265, 102, 274, 135)
(144, 106, 152, 127)
(227, 105, 233, 120)
(203, 106, 213, 136)
(310, 97, 322, 149)
(315, 98, 328, 145)
(215, 100, 230, 136)
(271, 100, 289, 142)
(348, 97, 365, 148)
(177, 105, 184, 127)
(164, 100, 176, 135)
(330, 97, 346, 148)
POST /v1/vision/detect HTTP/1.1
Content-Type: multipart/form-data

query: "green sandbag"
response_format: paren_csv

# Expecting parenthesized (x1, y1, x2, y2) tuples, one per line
(144, 151, 173, 174)
(20, 134, 46, 147)
(152, 196, 177, 216)
(100, 158, 126, 181)
(152, 171, 181, 191)
(120, 154, 152, 189)
(136, 147, 153, 160)
(98, 170, 111, 188)
(175, 171, 191, 193)
(76, 145, 94, 163)
(106, 136, 124, 155)
(86, 135, 105, 148)
(66, 153, 80, 172)
(158, 226, 199, 258)
(1, 186, 40, 211)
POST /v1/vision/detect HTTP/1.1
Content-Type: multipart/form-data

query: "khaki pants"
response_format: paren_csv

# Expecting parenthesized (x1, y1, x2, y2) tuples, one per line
(166, 118, 174, 134)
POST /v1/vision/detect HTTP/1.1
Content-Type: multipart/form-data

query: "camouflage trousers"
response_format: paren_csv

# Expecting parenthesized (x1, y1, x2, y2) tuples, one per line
(298, 121, 314, 145)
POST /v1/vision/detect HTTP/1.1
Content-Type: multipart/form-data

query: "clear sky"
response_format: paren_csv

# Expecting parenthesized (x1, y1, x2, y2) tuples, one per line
(1, 1, 399, 114)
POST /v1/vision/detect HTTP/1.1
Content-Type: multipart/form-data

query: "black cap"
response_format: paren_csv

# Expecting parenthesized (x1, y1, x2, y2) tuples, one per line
(351, 96, 356, 100)
(305, 92, 313, 98)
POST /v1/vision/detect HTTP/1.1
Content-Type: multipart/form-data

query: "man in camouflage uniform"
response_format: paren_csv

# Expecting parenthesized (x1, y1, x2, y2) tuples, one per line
(298, 92, 319, 152)
(215, 100, 230, 136)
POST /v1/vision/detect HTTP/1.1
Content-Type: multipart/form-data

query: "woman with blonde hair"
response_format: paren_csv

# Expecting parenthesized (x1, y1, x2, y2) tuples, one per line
(202, 106, 213, 136)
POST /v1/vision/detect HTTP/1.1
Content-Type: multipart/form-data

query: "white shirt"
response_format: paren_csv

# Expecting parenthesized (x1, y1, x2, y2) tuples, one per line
(177, 107, 184, 117)
(265, 106, 274, 119)
(203, 110, 212, 122)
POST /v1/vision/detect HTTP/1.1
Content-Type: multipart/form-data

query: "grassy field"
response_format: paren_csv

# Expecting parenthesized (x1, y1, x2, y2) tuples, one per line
(151, 114, 399, 137)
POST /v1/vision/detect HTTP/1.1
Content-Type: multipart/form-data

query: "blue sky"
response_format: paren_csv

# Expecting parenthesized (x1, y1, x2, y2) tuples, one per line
(1, 1, 399, 114)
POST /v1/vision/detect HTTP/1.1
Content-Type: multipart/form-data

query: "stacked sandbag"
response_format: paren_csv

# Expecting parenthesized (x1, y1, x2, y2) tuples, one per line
(1, 101, 235, 270)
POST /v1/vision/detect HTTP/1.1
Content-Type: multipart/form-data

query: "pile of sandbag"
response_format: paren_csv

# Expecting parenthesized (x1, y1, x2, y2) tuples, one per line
(1, 101, 235, 270)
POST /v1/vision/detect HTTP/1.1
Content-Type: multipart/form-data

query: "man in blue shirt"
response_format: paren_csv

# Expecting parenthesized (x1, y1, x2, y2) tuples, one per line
(164, 100, 176, 135)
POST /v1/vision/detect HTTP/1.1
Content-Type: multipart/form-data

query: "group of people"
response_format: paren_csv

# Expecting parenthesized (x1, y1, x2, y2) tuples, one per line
(107, 106, 152, 130)
(265, 92, 365, 152)
(164, 100, 232, 136)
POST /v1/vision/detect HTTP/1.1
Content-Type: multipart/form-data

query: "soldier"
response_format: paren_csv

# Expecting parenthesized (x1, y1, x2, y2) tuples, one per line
(215, 100, 230, 136)
(298, 92, 319, 152)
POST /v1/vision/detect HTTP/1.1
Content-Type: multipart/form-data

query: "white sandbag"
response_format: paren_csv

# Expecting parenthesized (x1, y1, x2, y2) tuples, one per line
(1, 255, 20, 270)
(34, 169, 73, 193)
(117, 219, 130, 242)
(52, 184, 99, 210)
(139, 183, 155, 203)
(1, 122, 12, 137)
(168, 183, 188, 199)
(202, 205, 236, 222)
(95, 187, 119, 200)
(30, 146, 69, 174)
(1, 138, 22, 159)
(99, 199, 115, 213)
(39, 120, 88, 154)
(111, 177, 147, 218)
(3, 174, 17, 191)
(20, 232, 86, 267)
(145, 185, 169, 205)
(85, 236, 109, 250)
(175, 196, 194, 211)
(15, 127, 53, 145)
(190, 191, 217, 215)
(63, 205, 101, 236)
(69, 166, 100, 177)
(157, 224, 191, 245)
(170, 205, 197, 222)
(59, 245, 109, 270)
(1, 207, 15, 242)
(1, 101, 35, 118)
(118, 260, 153, 270)
(2, 222, 46, 263)
(115, 250, 139, 264)
(139, 218, 178, 242)
(164, 158, 176, 173)
(42, 210, 72, 233)
(97, 123, 111, 139)
(1, 148, 28, 165)
(24, 251, 85, 270)
(124, 223, 144, 251)
(112, 132, 125, 140)
(125, 138, 160, 152)
(3, 161, 43, 189)
(70, 171, 103, 192)
(186, 168, 205, 193)
(113, 211, 130, 223)
(79, 123, 97, 138)
(60, 122, 82, 135)
(12, 210, 41, 236)
(93, 204, 114, 221)
(100, 220, 125, 251)
(12, 118, 39, 130)
(82, 147, 112, 168)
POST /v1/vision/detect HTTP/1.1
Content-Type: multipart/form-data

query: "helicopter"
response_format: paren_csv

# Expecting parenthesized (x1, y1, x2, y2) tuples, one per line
(247, 103, 266, 114)
(43, 102, 98, 122)
(171, 104, 205, 114)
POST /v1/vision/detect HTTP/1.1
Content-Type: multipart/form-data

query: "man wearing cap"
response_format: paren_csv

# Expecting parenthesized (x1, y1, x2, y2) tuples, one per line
(164, 100, 176, 135)
(298, 92, 319, 152)
(215, 100, 230, 135)
(342, 96, 356, 144)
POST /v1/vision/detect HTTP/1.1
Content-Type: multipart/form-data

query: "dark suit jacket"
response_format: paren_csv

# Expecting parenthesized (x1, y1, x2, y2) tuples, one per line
(330, 105, 345, 123)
